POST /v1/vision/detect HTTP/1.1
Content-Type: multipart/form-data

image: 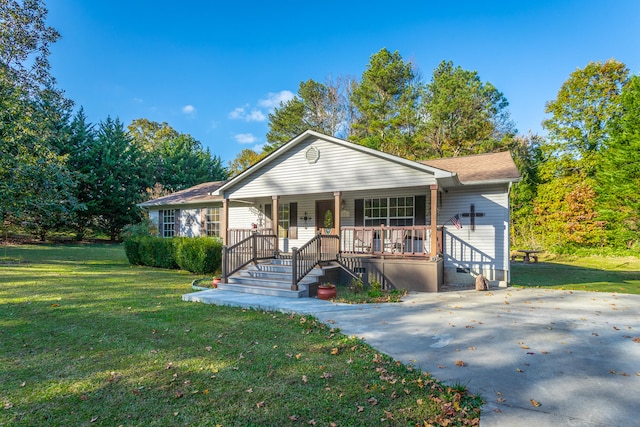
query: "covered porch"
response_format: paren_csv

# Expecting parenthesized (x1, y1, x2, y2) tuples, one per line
(218, 182, 445, 294)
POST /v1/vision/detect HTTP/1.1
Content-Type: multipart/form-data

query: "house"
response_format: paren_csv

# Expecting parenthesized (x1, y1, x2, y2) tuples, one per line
(139, 130, 521, 293)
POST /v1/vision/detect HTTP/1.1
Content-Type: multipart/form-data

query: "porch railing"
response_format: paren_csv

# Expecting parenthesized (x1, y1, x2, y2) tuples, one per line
(291, 232, 340, 290)
(227, 228, 273, 246)
(222, 231, 277, 282)
(340, 225, 443, 257)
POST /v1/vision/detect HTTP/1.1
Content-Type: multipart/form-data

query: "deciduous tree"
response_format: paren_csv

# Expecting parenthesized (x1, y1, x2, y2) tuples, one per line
(265, 77, 350, 152)
(542, 59, 629, 178)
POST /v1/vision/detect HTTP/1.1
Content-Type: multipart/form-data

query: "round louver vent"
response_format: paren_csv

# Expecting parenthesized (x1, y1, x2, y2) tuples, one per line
(305, 146, 320, 164)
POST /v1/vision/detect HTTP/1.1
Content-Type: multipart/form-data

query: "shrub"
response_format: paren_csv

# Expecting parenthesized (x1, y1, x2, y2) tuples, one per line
(124, 238, 143, 265)
(175, 237, 223, 274)
(126, 236, 178, 269)
(368, 275, 383, 298)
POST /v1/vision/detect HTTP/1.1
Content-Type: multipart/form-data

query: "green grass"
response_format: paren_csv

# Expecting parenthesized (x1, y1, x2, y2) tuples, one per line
(0, 244, 481, 426)
(511, 253, 640, 294)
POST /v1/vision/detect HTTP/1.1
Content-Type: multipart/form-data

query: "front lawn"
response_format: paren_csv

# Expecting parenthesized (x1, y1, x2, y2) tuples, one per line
(511, 254, 640, 294)
(0, 244, 481, 426)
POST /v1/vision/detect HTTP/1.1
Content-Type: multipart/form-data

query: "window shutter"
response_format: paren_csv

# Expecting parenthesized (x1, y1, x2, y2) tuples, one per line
(414, 195, 426, 225)
(289, 202, 298, 239)
(354, 199, 364, 227)
(201, 209, 207, 236)
(158, 210, 164, 237)
(264, 204, 272, 230)
(175, 209, 181, 236)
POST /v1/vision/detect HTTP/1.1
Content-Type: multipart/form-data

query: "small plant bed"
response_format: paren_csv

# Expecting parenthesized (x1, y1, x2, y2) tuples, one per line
(333, 276, 408, 304)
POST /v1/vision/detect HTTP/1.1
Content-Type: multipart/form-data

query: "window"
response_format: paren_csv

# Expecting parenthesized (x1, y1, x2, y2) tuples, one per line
(364, 197, 414, 227)
(162, 209, 176, 237)
(278, 203, 289, 238)
(205, 207, 220, 237)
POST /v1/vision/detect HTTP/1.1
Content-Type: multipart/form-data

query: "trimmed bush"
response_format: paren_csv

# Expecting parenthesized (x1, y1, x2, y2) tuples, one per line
(124, 236, 222, 273)
(125, 236, 178, 270)
(124, 238, 143, 265)
(175, 237, 223, 274)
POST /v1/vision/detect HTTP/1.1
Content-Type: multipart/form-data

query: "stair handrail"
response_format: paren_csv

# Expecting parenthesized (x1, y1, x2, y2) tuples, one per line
(290, 232, 339, 290)
(222, 231, 277, 282)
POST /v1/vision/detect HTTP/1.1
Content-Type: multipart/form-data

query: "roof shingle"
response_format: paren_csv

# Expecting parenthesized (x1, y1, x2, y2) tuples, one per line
(421, 151, 520, 183)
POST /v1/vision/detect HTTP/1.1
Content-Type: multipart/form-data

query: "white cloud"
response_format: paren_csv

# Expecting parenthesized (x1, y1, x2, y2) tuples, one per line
(228, 107, 246, 120)
(234, 133, 258, 144)
(132, 97, 143, 104)
(182, 104, 196, 114)
(228, 106, 266, 122)
(258, 90, 295, 109)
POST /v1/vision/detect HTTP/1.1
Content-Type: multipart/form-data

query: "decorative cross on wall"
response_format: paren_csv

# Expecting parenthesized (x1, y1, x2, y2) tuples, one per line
(460, 204, 484, 231)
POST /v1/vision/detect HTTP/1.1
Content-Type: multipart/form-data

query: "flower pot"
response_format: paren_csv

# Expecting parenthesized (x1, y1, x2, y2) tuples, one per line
(212, 278, 221, 288)
(317, 286, 336, 300)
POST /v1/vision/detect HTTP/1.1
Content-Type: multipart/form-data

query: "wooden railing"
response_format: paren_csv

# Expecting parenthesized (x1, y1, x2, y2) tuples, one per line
(227, 228, 273, 246)
(222, 232, 277, 282)
(291, 233, 340, 290)
(340, 225, 443, 257)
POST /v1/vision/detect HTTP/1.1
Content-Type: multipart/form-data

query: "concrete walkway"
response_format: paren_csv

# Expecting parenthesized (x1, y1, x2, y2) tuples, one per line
(183, 287, 640, 427)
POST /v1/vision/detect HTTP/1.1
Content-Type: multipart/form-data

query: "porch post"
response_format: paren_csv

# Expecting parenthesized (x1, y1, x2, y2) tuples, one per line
(333, 191, 342, 236)
(272, 195, 279, 253)
(221, 198, 229, 246)
(430, 184, 438, 258)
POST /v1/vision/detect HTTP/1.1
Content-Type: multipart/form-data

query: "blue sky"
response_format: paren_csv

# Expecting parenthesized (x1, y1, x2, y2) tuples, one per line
(46, 0, 640, 164)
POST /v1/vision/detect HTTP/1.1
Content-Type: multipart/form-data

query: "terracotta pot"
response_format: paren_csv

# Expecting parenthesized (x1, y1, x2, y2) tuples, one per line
(317, 286, 336, 300)
(212, 278, 221, 288)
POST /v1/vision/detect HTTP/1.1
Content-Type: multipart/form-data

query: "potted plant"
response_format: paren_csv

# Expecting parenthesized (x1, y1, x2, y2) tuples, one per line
(323, 210, 333, 235)
(317, 282, 337, 300)
(212, 275, 221, 288)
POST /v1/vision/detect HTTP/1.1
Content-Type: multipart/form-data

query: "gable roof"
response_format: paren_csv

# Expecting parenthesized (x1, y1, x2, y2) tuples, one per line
(139, 181, 225, 208)
(215, 130, 459, 196)
(420, 151, 521, 184)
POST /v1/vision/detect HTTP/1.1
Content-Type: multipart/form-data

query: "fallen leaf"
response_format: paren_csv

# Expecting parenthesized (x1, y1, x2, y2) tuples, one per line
(246, 388, 253, 393)
(497, 397, 506, 403)
(438, 365, 447, 369)
(416, 398, 423, 405)
(331, 348, 339, 355)
(530, 399, 541, 407)
(4, 402, 14, 409)
(633, 337, 640, 343)
(520, 345, 530, 349)
(175, 391, 183, 399)
(493, 408, 502, 413)
(516, 368, 523, 373)
(455, 360, 466, 367)
(367, 397, 378, 405)
(302, 375, 308, 383)
(468, 346, 477, 351)
(357, 405, 364, 413)
(205, 346, 212, 351)
(256, 401, 265, 408)
(289, 415, 298, 421)
(90, 416, 99, 423)
(308, 420, 316, 425)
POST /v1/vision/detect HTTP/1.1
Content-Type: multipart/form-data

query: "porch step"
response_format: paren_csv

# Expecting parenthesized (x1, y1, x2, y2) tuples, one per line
(219, 260, 339, 298)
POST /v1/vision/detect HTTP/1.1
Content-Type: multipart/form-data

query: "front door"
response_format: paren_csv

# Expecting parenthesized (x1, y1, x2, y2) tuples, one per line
(315, 200, 334, 235)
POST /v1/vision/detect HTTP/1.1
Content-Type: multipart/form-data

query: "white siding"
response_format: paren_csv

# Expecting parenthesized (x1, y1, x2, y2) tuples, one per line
(224, 137, 437, 199)
(438, 185, 510, 273)
(228, 204, 259, 230)
(178, 209, 201, 237)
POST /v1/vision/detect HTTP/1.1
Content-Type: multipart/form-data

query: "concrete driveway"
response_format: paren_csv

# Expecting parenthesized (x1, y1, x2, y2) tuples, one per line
(184, 287, 640, 427)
